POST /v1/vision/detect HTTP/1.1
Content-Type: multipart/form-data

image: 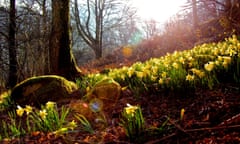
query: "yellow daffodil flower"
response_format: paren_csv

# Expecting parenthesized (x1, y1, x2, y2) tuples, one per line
(204, 62, 215, 71)
(180, 108, 185, 121)
(68, 120, 77, 130)
(198, 71, 205, 78)
(191, 68, 205, 78)
(16, 105, 25, 117)
(125, 104, 138, 116)
(46, 101, 56, 109)
(222, 61, 229, 68)
(186, 74, 195, 81)
(172, 62, 179, 69)
(215, 60, 220, 66)
(25, 105, 32, 115)
(179, 57, 185, 64)
(86, 86, 90, 93)
(136, 71, 143, 79)
(127, 68, 135, 77)
(161, 72, 167, 78)
(151, 66, 158, 75)
(222, 56, 231, 64)
(151, 76, 157, 81)
(158, 78, 164, 84)
(39, 109, 47, 119)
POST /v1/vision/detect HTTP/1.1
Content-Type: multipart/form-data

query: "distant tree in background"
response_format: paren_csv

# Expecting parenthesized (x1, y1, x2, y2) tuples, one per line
(183, 0, 240, 43)
(73, 0, 137, 59)
(49, 0, 82, 80)
(142, 19, 160, 39)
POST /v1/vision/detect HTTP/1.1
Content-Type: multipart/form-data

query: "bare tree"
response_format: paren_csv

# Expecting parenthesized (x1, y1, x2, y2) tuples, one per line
(73, 0, 137, 59)
(49, 0, 82, 80)
(14, 0, 51, 80)
(0, 6, 9, 86)
(142, 19, 160, 39)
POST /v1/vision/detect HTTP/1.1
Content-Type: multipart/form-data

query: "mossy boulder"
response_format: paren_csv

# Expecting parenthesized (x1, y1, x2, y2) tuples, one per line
(11, 75, 78, 106)
(85, 78, 121, 112)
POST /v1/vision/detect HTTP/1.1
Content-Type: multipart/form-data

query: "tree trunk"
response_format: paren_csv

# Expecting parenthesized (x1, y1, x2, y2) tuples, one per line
(8, 0, 18, 88)
(94, 44, 102, 59)
(42, 0, 50, 74)
(192, 0, 198, 29)
(49, 0, 82, 80)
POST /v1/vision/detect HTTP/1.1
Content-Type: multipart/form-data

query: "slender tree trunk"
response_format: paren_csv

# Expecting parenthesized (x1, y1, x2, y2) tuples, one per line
(192, 0, 198, 29)
(94, 45, 102, 59)
(49, 0, 82, 80)
(8, 0, 18, 88)
(42, 0, 50, 74)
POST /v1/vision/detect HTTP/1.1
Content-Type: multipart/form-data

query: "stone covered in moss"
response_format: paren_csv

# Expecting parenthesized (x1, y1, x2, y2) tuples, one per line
(11, 75, 78, 106)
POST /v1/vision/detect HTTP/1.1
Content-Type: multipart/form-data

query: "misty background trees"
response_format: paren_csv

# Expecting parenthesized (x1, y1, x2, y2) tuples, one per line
(0, 0, 239, 89)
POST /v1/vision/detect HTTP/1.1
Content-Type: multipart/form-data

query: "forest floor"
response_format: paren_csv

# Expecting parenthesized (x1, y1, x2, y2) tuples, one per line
(2, 63, 240, 144)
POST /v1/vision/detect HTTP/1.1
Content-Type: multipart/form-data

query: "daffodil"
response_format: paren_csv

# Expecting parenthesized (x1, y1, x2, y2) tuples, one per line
(68, 120, 77, 130)
(161, 72, 167, 78)
(188, 56, 193, 61)
(158, 78, 164, 84)
(180, 108, 185, 121)
(222, 56, 231, 64)
(151, 66, 158, 75)
(222, 61, 229, 68)
(16, 105, 25, 117)
(172, 62, 179, 69)
(25, 105, 32, 115)
(46, 101, 56, 109)
(127, 68, 135, 77)
(228, 49, 237, 56)
(179, 57, 185, 64)
(215, 60, 220, 66)
(204, 62, 215, 71)
(186, 74, 195, 81)
(39, 109, 47, 119)
(86, 86, 91, 93)
(120, 74, 125, 80)
(136, 71, 144, 79)
(125, 104, 138, 116)
(151, 76, 157, 81)
(198, 71, 205, 78)
(191, 68, 205, 78)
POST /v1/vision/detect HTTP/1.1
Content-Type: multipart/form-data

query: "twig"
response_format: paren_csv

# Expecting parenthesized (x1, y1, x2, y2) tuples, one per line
(185, 124, 240, 132)
(167, 116, 193, 138)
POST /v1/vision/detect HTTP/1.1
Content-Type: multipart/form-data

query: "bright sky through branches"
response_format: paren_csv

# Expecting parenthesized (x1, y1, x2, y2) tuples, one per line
(132, 0, 186, 23)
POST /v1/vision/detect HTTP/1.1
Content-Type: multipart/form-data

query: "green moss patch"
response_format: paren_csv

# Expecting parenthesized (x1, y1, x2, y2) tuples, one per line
(11, 75, 78, 106)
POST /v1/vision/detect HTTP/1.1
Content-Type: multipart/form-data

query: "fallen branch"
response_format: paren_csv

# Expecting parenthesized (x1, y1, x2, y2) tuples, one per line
(185, 124, 240, 132)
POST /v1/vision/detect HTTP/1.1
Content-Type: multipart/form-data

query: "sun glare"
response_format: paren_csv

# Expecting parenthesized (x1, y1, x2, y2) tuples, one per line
(132, 0, 186, 23)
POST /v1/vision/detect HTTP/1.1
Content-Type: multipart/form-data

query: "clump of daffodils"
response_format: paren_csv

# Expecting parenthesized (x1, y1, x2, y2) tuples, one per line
(87, 35, 239, 93)
(120, 104, 145, 141)
(14, 101, 75, 135)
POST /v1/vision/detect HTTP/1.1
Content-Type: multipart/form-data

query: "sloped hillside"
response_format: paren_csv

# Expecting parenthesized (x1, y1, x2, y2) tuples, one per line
(0, 35, 239, 143)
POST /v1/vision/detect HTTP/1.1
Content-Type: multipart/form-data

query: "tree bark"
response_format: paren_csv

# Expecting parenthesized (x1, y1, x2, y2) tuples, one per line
(49, 0, 82, 80)
(8, 0, 18, 88)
